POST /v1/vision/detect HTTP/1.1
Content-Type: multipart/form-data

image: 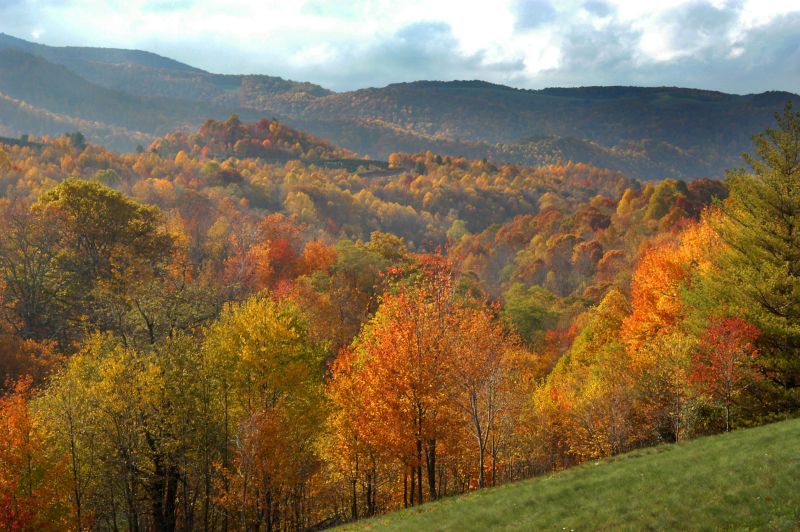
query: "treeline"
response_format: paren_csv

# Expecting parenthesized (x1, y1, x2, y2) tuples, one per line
(0, 106, 798, 530)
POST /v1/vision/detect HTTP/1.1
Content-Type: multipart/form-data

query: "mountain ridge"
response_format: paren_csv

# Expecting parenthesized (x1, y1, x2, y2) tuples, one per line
(0, 32, 202, 72)
(0, 32, 797, 180)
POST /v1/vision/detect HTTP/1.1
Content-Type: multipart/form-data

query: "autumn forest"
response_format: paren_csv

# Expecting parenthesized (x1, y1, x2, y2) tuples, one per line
(0, 91, 796, 530)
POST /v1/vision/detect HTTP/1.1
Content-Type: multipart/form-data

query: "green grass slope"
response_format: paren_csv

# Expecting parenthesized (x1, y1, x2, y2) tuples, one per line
(343, 419, 800, 531)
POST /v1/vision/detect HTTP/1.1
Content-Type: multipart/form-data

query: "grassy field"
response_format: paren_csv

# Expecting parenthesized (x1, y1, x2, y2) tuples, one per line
(341, 418, 800, 531)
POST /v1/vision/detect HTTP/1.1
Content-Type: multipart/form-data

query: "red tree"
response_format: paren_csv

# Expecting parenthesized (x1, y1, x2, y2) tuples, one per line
(691, 317, 761, 431)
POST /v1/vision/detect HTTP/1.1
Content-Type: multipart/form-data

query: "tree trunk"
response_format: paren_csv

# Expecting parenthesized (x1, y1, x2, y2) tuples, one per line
(164, 466, 180, 532)
(416, 439, 424, 504)
(478, 446, 485, 488)
(351, 478, 358, 520)
(66, 413, 82, 531)
(403, 468, 408, 508)
(265, 486, 273, 532)
(725, 403, 730, 432)
(409, 467, 415, 506)
(425, 439, 437, 500)
(491, 435, 497, 487)
(149, 459, 179, 532)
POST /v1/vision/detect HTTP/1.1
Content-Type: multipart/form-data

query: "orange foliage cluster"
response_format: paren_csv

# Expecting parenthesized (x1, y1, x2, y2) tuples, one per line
(151, 115, 355, 162)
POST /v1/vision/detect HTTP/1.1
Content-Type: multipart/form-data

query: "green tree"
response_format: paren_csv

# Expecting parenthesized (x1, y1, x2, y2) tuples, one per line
(0, 205, 72, 339)
(501, 283, 558, 345)
(0, 179, 183, 346)
(704, 103, 800, 403)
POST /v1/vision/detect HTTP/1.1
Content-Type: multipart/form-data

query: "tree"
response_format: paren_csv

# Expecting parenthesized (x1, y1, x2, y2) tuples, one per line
(501, 283, 558, 345)
(0, 179, 184, 347)
(38, 331, 216, 532)
(323, 349, 378, 521)
(0, 204, 72, 340)
(526, 289, 648, 465)
(447, 304, 514, 488)
(351, 265, 455, 506)
(0, 378, 70, 530)
(0, 333, 60, 394)
(621, 242, 687, 352)
(65, 132, 86, 151)
(707, 103, 800, 398)
(35, 179, 173, 287)
(691, 317, 761, 431)
(689, 104, 800, 409)
(631, 331, 696, 442)
(0, 148, 11, 173)
(204, 295, 325, 530)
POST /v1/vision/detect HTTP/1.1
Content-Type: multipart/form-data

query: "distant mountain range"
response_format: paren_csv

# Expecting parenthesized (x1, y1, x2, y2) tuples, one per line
(0, 32, 796, 180)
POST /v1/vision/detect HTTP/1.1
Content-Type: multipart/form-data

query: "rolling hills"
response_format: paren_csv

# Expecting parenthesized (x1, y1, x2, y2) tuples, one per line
(0, 43, 270, 150)
(0, 32, 797, 179)
(340, 418, 800, 531)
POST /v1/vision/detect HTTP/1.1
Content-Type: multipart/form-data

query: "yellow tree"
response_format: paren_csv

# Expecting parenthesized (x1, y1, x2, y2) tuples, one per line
(532, 289, 639, 463)
(621, 221, 720, 440)
(203, 295, 325, 530)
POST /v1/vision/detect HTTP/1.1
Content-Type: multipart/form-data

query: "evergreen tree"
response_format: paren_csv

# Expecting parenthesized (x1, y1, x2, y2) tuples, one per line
(708, 103, 800, 403)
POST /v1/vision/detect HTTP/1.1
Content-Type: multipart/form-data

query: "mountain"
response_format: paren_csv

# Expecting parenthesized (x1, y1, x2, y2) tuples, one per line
(0, 33, 797, 179)
(0, 32, 331, 111)
(0, 47, 269, 150)
(290, 82, 798, 178)
(0, 31, 201, 71)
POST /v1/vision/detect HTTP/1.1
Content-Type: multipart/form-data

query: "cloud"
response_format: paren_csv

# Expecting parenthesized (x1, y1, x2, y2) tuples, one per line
(284, 22, 527, 90)
(583, 1, 612, 17)
(144, 1, 195, 12)
(515, 0, 557, 30)
(636, 1, 740, 62)
(556, 20, 640, 75)
(533, 8, 800, 93)
(0, 0, 797, 93)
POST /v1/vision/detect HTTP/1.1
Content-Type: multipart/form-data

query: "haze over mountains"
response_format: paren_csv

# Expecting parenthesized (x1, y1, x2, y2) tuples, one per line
(0, 32, 796, 180)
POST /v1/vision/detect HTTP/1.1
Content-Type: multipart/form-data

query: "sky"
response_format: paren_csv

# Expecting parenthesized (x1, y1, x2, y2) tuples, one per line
(0, 0, 798, 93)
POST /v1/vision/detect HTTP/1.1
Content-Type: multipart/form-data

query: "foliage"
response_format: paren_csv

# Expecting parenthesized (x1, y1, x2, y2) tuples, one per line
(0, 103, 795, 529)
(703, 103, 800, 404)
(151, 115, 355, 162)
(691, 317, 761, 431)
(0, 377, 70, 530)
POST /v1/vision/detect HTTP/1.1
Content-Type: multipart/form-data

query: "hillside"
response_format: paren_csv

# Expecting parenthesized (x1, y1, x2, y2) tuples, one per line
(341, 418, 800, 531)
(0, 32, 798, 178)
(305, 82, 792, 147)
(0, 32, 331, 111)
(150, 115, 357, 162)
(293, 82, 798, 178)
(0, 48, 264, 150)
